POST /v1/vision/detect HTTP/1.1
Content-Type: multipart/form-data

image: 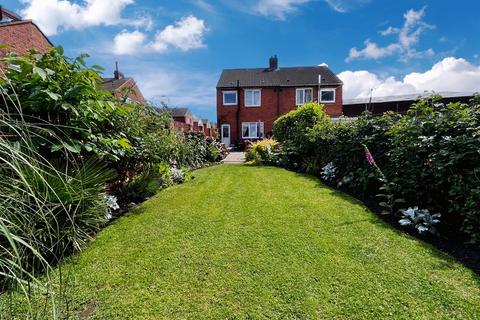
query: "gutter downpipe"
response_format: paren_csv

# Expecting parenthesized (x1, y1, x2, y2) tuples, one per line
(236, 80, 241, 148)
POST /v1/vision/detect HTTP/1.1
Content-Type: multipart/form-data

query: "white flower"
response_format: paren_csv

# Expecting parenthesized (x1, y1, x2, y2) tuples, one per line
(104, 194, 120, 211)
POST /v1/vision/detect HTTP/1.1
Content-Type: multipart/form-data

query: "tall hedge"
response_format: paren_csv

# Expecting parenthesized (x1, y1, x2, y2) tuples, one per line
(272, 98, 480, 243)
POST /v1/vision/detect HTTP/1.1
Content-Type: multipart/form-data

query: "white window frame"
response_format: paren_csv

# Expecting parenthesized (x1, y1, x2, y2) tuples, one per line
(319, 88, 336, 103)
(244, 89, 261, 107)
(222, 90, 238, 106)
(242, 122, 264, 139)
(296, 88, 313, 106)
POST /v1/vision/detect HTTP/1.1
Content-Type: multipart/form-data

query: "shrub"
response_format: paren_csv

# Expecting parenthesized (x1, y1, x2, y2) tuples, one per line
(273, 102, 332, 165)
(0, 47, 224, 315)
(245, 139, 278, 164)
(271, 96, 480, 243)
(1, 47, 132, 160)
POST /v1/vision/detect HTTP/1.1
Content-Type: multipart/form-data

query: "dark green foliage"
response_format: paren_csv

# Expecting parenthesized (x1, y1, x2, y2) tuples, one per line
(0, 47, 224, 312)
(273, 102, 332, 167)
(0, 47, 132, 160)
(272, 96, 480, 243)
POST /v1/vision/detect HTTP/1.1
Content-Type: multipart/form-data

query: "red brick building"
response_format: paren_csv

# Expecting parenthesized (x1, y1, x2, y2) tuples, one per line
(167, 108, 217, 137)
(216, 56, 343, 147)
(0, 7, 52, 59)
(102, 63, 146, 104)
(168, 107, 194, 131)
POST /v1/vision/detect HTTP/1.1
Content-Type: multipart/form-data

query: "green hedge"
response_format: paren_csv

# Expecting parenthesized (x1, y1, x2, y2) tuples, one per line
(272, 100, 480, 243)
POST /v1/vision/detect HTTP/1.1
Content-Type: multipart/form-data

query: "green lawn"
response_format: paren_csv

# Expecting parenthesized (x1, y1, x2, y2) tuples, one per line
(25, 165, 480, 318)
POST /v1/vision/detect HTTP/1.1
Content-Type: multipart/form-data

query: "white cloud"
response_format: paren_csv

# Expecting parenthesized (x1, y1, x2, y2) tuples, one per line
(113, 30, 146, 55)
(112, 16, 208, 55)
(347, 6, 435, 62)
(253, 0, 369, 19)
(192, 0, 216, 13)
(254, 0, 309, 20)
(136, 66, 217, 118)
(324, 0, 371, 13)
(151, 15, 207, 52)
(20, 0, 151, 36)
(347, 40, 402, 61)
(339, 57, 480, 99)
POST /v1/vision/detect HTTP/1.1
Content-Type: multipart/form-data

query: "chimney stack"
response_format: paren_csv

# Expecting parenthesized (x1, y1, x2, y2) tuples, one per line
(114, 61, 124, 80)
(269, 55, 278, 71)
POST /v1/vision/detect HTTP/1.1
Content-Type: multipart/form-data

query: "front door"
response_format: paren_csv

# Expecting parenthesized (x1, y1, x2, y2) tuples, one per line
(221, 124, 231, 146)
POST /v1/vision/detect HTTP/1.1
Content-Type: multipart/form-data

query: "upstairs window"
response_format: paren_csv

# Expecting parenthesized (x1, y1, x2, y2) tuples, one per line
(319, 89, 336, 103)
(245, 89, 261, 107)
(296, 88, 313, 106)
(242, 122, 264, 139)
(223, 91, 238, 105)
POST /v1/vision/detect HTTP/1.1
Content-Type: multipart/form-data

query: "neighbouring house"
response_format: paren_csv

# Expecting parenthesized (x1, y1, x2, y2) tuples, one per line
(166, 107, 216, 136)
(343, 91, 477, 117)
(0, 6, 52, 61)
(202, 119, 212, 137)
(210, 122, 218, 138)
(192, 116, 204, 132)
(216, 55, 343, 147)
(101, 63, 145, 104)
(168, 107, 194, 131)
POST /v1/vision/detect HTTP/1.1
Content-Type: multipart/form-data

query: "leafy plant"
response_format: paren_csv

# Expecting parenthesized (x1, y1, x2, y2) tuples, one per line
(271, 95, 480, 243)
(399, 207, 441, 235)
(245, 138, 278, 164)
(320, 162, 336, 181)
(170, 167, 185, 183)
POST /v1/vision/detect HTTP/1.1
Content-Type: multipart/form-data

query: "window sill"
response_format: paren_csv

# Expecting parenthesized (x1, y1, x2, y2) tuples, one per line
(245, 105, 261, 108)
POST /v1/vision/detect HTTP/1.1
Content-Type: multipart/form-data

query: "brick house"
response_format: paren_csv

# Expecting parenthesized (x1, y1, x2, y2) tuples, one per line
(0, 6, 52, 59)
(216, 56, 343, 147)
(168, 107, 194, 131)
(102, 63, 145, 104)
(202, 119, 212, 137)
(192, 116, 203, 132)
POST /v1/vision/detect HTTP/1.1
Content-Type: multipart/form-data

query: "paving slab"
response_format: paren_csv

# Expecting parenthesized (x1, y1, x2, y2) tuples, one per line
(223, 152, 246, 164)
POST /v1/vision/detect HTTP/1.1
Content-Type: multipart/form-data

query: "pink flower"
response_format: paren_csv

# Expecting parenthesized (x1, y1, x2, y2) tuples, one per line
(364, 145, 375, 166)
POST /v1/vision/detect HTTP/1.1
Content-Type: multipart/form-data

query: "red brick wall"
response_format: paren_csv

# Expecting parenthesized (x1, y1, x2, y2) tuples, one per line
(114, 80, 146, 104)
(0, 21, 51, 58)
(216, 86, 343, 145)
(173, 121, 190, 131)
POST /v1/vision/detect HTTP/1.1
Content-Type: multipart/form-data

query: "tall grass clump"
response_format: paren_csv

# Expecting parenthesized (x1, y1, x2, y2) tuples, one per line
(0, 75, 113, 318)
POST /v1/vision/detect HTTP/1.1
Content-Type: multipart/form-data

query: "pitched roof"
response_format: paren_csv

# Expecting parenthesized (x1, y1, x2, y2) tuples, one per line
(0, 7, 22, 23)
(167, 107, 191, 117)
(217, 66, 342, 88)
(343, 91, 477, 106)
(0, 7, 54, 47)
(101, 77, 133, 92)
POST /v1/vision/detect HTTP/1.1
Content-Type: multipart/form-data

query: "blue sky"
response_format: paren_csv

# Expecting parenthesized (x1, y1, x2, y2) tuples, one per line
(3, 0, 480, 120)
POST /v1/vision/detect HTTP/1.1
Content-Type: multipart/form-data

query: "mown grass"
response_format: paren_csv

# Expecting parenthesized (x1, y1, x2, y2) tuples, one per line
(7, 165, 480, 319)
